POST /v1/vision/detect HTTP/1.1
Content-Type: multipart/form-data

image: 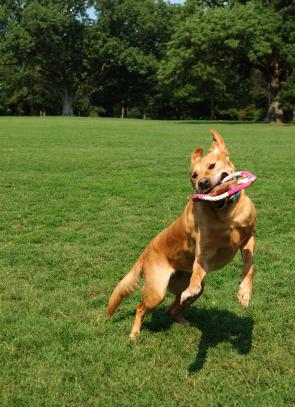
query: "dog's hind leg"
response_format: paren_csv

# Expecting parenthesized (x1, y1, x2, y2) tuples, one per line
(237, 234, 255, 308)
(167, 274, 204, 324)
(129, 302, 148, 341)
(166, 271, 191, 324)
(166, 295, 190, 325)
(129, 262, 174, 341)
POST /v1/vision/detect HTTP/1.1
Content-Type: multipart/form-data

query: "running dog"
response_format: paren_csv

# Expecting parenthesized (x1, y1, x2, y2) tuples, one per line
(108, 129, 256, 341)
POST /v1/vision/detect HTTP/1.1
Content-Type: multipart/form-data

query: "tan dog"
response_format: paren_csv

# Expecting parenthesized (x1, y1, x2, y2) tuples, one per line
(108, 129, 256, 341)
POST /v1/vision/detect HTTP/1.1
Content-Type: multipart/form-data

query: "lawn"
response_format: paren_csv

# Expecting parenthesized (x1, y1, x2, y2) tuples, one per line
(0, 117, 294, 407)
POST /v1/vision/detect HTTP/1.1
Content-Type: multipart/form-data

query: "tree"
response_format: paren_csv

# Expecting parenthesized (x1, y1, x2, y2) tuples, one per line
(0, 0, 293, 120)
(91, 0, 174, 117)
(231, 0, 295, 121)
(277, 3, 295, 122)
(160, 1, 295, 121)
(0, 0, 91, 115)
(159, 5, 253, 119)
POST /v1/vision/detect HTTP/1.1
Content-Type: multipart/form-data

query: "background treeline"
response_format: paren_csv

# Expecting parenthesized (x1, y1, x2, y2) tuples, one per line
(0, 0, 294, 122)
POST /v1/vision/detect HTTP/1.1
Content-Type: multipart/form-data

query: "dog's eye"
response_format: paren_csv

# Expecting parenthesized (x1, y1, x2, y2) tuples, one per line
(208, 163, 215, 170)
(192, 172, 198, 179)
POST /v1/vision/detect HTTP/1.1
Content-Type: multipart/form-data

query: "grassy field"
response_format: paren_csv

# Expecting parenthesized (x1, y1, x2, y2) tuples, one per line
(0, 117, 294, 406)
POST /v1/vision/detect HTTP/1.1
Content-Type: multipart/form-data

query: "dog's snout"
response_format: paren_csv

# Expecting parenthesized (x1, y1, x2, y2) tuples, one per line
(220, 172, 229, 181)
(198, 177, 210, 191)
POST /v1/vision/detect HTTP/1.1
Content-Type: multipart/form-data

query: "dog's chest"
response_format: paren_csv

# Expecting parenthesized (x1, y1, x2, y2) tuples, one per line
(199, 226, 247, 271)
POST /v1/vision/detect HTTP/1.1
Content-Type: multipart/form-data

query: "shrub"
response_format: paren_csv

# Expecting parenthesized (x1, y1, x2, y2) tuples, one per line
(89, 106, 106, 117)
(127, 107, 142, 119)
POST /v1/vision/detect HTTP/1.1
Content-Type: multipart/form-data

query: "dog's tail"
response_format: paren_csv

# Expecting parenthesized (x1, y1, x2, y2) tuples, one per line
(108, 255, 144, 316)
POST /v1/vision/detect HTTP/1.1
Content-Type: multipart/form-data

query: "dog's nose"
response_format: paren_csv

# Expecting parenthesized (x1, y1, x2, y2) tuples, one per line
(198, 177, 210, 191)
(220, 172, 229, 181)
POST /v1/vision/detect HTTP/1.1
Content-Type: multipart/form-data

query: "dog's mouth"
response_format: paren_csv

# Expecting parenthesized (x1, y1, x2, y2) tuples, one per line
(219, 171, 229, 182)
(199, 171, 229, 194)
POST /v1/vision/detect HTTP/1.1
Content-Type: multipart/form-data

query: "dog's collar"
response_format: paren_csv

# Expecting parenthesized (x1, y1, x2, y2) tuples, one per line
(213, 191, 241, 209)
(229, 190, 241, 204)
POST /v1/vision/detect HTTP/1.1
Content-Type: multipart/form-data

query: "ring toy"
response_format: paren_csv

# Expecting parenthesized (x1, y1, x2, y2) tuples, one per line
(192, 171, 256, 202)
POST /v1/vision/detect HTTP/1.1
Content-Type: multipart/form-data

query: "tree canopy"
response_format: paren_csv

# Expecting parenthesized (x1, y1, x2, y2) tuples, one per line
(0, 0, 294, 121)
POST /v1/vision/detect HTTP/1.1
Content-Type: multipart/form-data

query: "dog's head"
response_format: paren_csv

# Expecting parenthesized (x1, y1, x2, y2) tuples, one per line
(190, 129, 235, 193)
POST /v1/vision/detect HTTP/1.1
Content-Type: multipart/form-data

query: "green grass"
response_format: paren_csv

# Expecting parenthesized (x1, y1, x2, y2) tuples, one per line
(0, 117, 294, 406)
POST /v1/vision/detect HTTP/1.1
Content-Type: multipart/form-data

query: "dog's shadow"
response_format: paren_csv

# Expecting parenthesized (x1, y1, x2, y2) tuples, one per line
(145, 306, 254, 373)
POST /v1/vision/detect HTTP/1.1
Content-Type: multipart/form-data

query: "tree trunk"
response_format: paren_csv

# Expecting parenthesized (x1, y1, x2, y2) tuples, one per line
(265, 63, 283, 123)
(209, 95, 216, 120)
(121, 104, 128, 118)
(175, 106, 181, 120)
(62, 88, 74, 116)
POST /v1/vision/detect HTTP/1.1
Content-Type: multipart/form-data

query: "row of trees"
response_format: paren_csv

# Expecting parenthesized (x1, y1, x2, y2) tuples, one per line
(0, 0, 294, 121)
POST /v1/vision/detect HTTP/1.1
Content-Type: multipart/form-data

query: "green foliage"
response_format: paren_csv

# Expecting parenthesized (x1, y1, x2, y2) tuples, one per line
(0, 0, 294, 119)
(0, 0, 91, 115)
(279, 72, 295, 121)
(88, 105, 106, 117)
(89, 0, 174, 115)
(159, 1, 295, 121)
(127, 106, 143, 119)
(0, 117, 294, 405)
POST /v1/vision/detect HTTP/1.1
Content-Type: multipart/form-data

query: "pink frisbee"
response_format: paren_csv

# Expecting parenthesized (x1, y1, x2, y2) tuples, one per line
(192, 171, 256, 202)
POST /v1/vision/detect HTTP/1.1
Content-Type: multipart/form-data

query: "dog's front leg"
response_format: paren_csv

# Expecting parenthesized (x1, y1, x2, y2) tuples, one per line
(237, 234, 255, 308)
(180, 260, 207, 305)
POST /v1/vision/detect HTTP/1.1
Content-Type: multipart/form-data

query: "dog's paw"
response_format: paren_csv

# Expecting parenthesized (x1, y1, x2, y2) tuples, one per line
(129, 331, 139, 342)
(237, 286, 252, 308)
(180, 286, 202, 305)
(166, 308, 190, 325)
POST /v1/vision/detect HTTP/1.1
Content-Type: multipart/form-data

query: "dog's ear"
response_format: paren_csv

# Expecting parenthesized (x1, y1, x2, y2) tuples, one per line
(191, 147, 203, 163)
(209, 129, 228, 155)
